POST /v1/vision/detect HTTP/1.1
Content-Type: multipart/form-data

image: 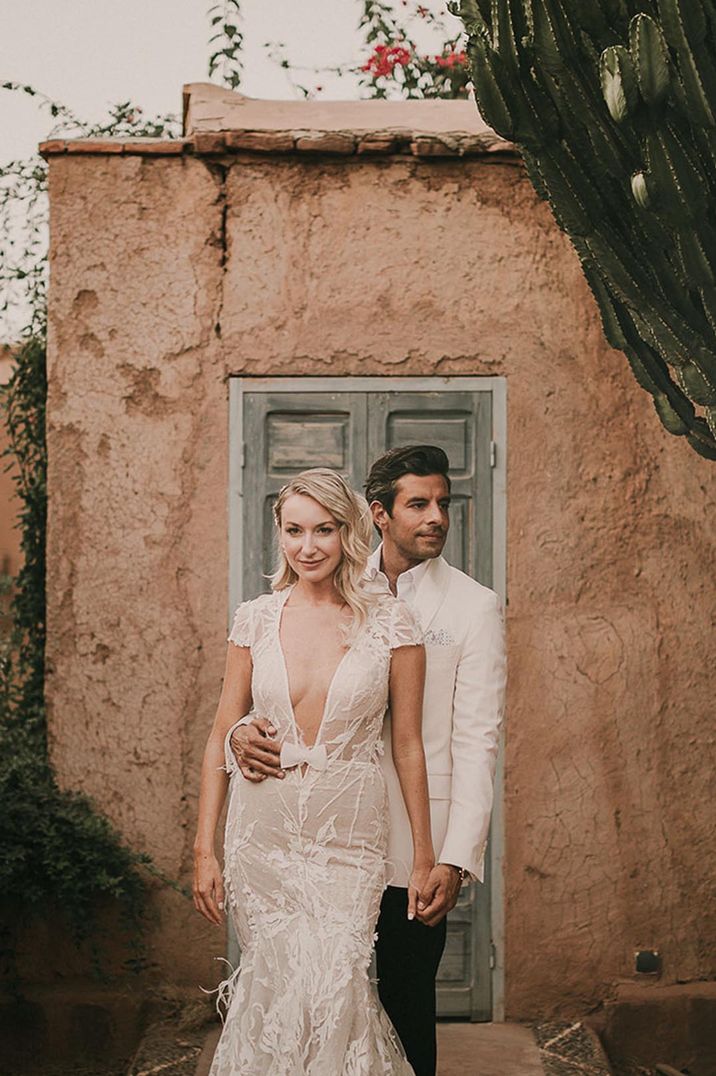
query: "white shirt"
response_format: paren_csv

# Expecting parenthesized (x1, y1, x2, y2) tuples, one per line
(365, 546, 430, 605)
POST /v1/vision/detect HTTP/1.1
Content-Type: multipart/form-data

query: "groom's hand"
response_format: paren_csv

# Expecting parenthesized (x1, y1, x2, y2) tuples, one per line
(231, 719, 283, 783)
(416, 863, 462, 927)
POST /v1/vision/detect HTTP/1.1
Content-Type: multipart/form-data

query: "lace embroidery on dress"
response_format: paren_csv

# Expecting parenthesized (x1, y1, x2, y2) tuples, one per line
(209, 585, 421, 1075)
(387, 597, 423, 650)
(227, 606, 250, 647)
(227, 594, 270, 648)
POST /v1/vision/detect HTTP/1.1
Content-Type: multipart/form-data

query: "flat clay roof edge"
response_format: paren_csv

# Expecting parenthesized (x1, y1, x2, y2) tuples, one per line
(39, 128, 517, 160)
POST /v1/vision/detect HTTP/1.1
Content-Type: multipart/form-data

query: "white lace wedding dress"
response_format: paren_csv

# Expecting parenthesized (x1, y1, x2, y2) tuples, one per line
(208, 584, 423, 1076)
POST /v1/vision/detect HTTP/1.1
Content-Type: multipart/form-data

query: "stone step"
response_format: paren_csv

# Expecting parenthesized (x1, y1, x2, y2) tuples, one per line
(194, 1022, 546, 1076)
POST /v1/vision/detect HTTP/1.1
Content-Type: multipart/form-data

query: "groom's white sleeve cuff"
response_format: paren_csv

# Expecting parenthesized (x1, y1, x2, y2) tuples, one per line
(222, 713, 254, 774)
(438, 845, 482, 885)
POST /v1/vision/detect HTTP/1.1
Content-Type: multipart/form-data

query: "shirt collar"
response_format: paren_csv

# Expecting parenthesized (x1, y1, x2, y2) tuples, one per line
(401, 558, 430, 586)
(366, 544, 383, 575)
(365, 543, 431, 590)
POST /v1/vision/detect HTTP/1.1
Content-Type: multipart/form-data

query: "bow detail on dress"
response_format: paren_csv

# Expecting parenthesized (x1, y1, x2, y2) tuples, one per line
(280, 741, 329, 772)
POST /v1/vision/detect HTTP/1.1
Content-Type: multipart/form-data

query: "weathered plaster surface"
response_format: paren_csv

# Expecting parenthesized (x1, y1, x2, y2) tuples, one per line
(0, 353, 23, 587)
(45, 132, 716, 1013)
(218, 154, 716, 1014)
(183, 80, 503, 138)
(46, 154, 229, 982)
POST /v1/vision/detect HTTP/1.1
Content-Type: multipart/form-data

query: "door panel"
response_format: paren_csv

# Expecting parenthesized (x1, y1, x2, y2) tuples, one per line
(242, 392, 367, 597)
(239, 383, 494, 1020)
(367, 391, 492, 585)
(366, 389, 493, 1019)
(386, 411, 473, 472)
(443, 495, 469, 579)
(267, 412, 351, 471)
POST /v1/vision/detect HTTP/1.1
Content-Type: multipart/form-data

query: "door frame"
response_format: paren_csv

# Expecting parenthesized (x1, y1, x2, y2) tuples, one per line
(228, 374, 507, 1021)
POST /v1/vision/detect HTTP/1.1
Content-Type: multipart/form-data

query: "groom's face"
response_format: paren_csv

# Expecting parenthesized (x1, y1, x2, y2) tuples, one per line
(374, 473, 450, 563)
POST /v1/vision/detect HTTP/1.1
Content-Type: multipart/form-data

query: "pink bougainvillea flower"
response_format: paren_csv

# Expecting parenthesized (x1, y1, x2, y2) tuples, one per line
(435, 50, 468, 69)
(362, 42, 412, 79)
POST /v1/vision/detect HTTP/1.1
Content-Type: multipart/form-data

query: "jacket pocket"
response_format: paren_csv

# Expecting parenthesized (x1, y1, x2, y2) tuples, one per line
(427, 773, 452, 800)
(426, 644, 459, 664)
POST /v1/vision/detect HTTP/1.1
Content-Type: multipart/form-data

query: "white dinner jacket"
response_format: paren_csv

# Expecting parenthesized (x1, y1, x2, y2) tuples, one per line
(367, 546, 506, 887)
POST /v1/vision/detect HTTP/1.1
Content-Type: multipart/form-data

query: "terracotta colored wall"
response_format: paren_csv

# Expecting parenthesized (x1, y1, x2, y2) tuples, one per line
(0, 353, 22, 631)
(45, 148, 716, 1018)
(1, 354, 22, 572)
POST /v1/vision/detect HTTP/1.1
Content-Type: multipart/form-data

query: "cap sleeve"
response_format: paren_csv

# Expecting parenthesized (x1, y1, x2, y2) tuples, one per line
(388, 598, 424, 650)
(228, 601, 252, 648)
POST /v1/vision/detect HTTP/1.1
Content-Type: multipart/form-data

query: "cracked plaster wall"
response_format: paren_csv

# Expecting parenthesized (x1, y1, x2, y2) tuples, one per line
(45, 150, 716, 1015)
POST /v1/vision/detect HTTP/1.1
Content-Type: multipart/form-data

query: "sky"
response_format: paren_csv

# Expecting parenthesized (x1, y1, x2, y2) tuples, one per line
(1, 1, 459, 162)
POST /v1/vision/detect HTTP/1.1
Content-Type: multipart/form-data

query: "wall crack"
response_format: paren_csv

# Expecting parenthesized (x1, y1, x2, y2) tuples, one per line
(202, 160, 229, 340)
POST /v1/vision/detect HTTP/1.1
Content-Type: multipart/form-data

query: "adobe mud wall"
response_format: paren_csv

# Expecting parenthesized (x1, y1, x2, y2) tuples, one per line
(1, 352, 23, 601)
(43, 132, 716, 1018)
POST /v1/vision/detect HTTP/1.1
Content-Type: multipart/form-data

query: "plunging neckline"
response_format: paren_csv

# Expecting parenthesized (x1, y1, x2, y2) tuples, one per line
(276, 586, 352, 749)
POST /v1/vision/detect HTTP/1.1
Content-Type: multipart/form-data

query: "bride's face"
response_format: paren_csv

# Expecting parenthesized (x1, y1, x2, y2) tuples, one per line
(279, 493, 343, 584)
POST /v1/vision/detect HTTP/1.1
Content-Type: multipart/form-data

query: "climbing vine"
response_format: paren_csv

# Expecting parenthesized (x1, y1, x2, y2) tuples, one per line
(208, 1, 244, 90)
(267, 1, 469, 100)
(0, 89, 180, 977)
(357, 0, 469, 98)
(0, 337, 155, 977)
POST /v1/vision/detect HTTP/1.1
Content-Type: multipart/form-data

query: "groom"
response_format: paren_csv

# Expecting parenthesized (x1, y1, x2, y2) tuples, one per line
(229, 445, 506, 1076)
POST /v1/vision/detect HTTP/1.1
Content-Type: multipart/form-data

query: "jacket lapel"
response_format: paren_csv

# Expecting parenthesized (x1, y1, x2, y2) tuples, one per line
(366, 545, 450, 632)
(413, 556, 450, 633)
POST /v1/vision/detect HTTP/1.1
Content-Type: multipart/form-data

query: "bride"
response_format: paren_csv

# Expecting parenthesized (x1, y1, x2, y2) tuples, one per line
(193, 468, 433, 1075)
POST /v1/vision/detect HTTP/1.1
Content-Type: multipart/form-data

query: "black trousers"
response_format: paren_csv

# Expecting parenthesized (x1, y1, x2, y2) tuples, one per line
(375, 886, 447, 1076)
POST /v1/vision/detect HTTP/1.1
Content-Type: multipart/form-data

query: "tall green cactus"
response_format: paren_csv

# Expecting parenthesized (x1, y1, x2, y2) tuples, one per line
(455, 0, 716, 460)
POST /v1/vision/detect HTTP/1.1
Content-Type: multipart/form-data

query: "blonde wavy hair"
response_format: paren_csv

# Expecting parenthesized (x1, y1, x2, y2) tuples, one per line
(271, 468, 375, 636)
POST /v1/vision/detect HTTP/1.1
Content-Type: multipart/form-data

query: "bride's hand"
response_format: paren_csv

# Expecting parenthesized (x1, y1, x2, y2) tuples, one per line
(407, 861, 434, 922)
(193, 849, 225, 926)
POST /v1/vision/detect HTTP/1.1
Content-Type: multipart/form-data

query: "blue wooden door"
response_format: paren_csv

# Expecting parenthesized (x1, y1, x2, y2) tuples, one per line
(236, 382, 495, 1020)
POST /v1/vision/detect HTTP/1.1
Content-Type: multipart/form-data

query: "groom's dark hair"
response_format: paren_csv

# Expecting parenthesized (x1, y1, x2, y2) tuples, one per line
(365, 444, 451, 515)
